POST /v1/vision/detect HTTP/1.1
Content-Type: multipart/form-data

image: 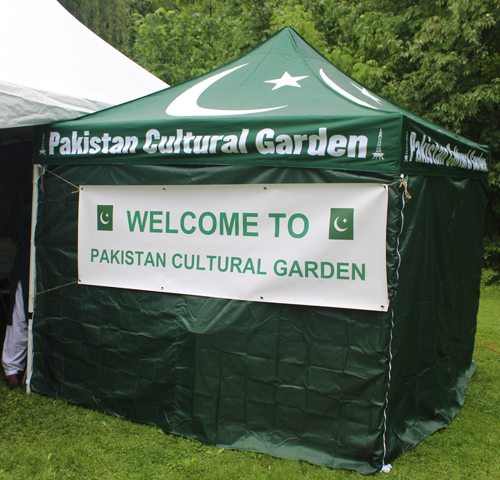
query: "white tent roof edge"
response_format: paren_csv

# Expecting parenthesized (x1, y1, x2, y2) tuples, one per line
(0, 0, 168, 129)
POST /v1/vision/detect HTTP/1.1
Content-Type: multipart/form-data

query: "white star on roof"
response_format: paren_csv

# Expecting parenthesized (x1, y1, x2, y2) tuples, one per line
(264, 72, 309, 90)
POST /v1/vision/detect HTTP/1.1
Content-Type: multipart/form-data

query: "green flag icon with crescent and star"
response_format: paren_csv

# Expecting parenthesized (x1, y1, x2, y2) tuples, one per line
(329, 208, 354, 240)
(97, 205, 113, 231)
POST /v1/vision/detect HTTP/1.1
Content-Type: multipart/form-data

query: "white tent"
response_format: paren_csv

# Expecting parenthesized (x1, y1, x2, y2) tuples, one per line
(0, 0, 168, 130)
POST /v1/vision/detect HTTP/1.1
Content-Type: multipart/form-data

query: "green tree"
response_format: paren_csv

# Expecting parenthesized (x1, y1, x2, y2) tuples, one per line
(269, 2, 328, 50)
(58, 0, 131, 52)
(130, 7, 240, 84)
(129, 0, 277, 84)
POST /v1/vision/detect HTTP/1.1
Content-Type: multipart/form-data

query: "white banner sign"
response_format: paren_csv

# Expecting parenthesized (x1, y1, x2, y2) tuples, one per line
(78, 183, 389, 311)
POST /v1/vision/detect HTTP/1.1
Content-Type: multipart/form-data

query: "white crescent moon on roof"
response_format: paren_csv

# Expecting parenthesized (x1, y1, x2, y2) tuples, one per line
(166, 64, 287, 117)
(319, 69, 379, 110)
(100, 212, 110, 224)
(334, 217, 348, 232)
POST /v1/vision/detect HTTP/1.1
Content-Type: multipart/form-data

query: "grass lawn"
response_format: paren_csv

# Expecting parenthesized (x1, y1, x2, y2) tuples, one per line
(1, 287, 499, 479)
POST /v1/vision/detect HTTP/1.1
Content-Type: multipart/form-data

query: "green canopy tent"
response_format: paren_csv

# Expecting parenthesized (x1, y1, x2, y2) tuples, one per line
(32, 28, 490, 474)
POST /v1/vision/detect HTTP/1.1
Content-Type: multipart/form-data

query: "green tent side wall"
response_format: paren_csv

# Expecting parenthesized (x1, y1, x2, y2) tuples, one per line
(30, 163, 486, 473)
(32, 165, 402, 474)
(385, 175, 486, 461)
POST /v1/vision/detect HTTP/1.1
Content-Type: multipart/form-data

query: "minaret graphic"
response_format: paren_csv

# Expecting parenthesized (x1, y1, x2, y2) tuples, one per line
(39, 133, 46, 155)
(372, 129, 385, 159)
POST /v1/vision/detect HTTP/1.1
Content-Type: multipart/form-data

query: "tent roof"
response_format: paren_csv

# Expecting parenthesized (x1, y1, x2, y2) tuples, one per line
(0, 0, 168, 130)
(34, 28, 490, 178)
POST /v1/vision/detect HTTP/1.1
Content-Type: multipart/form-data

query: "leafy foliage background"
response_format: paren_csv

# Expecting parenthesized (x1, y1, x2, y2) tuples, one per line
(59, 0, 500, 283)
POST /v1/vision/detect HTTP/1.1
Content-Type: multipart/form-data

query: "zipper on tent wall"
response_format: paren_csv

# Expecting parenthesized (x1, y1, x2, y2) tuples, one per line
(381, 174, 408, 473)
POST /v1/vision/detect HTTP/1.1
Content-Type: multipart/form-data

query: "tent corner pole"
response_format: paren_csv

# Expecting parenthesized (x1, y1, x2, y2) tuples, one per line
(26, 163, 41, 394)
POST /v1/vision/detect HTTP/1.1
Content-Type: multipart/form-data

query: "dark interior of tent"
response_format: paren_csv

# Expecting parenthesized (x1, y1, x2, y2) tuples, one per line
(0, 128, 33, 352)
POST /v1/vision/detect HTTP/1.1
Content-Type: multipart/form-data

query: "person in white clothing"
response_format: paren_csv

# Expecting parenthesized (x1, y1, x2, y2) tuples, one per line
(3, 282, 28, 389)
(2, 200, 31, 390)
